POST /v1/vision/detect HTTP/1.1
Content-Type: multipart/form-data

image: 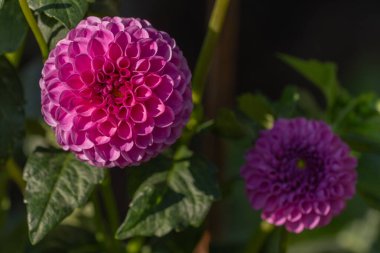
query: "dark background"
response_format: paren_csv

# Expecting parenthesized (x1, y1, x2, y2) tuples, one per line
(122, 0, 380, 98)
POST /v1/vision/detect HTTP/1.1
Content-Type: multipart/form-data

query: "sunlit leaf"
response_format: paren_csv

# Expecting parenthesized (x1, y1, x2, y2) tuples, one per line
(27, 0, 88, 28)
(116, 154, 220, 239)
(24, 149, 104, 245)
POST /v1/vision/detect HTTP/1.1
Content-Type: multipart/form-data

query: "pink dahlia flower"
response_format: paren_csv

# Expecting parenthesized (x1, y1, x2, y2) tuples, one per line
(241, 118, 357, 233)
(40, 16, 192, 168)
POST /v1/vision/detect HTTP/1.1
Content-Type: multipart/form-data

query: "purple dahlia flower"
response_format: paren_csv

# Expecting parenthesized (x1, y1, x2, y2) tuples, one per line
(40, 16, 192, 168)
(241, 118, 357, 233)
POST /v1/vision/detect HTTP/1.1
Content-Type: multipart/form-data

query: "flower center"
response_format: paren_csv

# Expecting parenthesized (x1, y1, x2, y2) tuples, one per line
(296, 158, 306, 170)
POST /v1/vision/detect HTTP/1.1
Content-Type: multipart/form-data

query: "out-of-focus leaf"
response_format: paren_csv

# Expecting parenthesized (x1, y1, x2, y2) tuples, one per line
(274, 86, 300, 118)
(116, 153, 220, 239)
(340, 117, 380, 154)
(297, 88, 324, 118)
(0, 215, 28, 253)
(23, 149, 104, 245)
(29, 225, 100, 253)
(214, 109, 250, 139)
(36, 13, 68, 50)
(357, 153, 380, 211)
(0, 0, 28, 54)
(27, 0, 88, 28)
(278, 53, 339, 108)
(0, 56, 25, 164)
(238, 93, 273, 128)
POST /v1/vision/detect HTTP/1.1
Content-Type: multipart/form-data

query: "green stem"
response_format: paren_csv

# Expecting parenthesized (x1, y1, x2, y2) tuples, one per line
(18, 0, 49, 60)
(244, 221, 274, 253)
(191, 0, 231, 118)
(5, 158, 25, 195)
(100, 170, 120, 236)
(92, 192, 108, 243)
(92, 191, 120, 252)
(278, 228, 288, 253)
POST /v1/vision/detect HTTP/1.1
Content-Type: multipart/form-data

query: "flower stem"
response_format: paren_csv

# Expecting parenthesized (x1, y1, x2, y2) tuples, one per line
(5, 158, 25, 195)
(191, 0, 231, 116)
(100, 170, 120, 235)
(244, 221, 274, 253)
(279, 227, 288, 253)
(18, 0, 49, 60)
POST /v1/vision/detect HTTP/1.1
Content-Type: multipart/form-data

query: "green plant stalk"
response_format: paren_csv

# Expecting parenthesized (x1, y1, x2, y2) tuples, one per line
(18, 0, 49, 60)
(101, 171, 120, 236)
(92, 192, 118, 252)
(5, 158, 25, 194)
(244, 221, 274, 253)
(191, 0, 231, 121)
(279, 227, 288, 253)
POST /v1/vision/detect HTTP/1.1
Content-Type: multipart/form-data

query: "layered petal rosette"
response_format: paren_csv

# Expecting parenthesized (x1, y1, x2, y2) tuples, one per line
(241, 118, 357, 233)
(40, 16, 192, 168)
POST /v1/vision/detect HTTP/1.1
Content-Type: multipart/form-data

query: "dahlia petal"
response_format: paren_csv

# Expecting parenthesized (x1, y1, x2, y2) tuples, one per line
(92, 55, 105, 70)
(166, 90, 183, 114)
(108, 42, 123, 61)
(144, 73, 162, 88)
(58, 63, 74, 81)
(66, 74, 85, 89)
(135, 133, 153, 149)
(303, 213, 321, 229)
(154, 106, 174, 127)
(313, 201, 331, 216)
(134, 59, 150, 72)
(80, 70, 95, 85)
(71, 131, 94, 149)
(117, 121, 132, 140)
(135, 85, 152, 101)
(74, 54, 92, 73)
(91, 108, 108, 123)
(135, 117, 154, 135)
(149, 56, 166, 72)
(286, 221, 304, 234)
(117, 56, 130, 69)
(154, 75, 174, 101)
(140, 39, 158, 57)
(88, 38, 105, 57)
(126, 42, 140, 58)
(152, 126, 171, 143)
(98, 121, 117, 137)
(115, 31, 131, 50)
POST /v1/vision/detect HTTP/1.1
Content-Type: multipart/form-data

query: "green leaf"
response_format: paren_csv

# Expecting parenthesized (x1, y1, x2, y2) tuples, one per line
(238, 93, 273, 128)
(116, 155, 220, 239)
(214, 109, 250, 139)
(0, 0, 28, 54)
(37, 12, 69, 50)
(23, 149, 104, 245)
(357, 153, 380, 211)
(274, 86, 300, 118)
(27, 0, 89, 28)
(0, 56, 25, 164)
(278, 53, 339, 108)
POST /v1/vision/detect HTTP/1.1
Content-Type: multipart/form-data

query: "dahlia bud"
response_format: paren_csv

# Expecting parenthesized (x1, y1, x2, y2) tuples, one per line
(40, 16, 192, 168)
(241, 118, 357, 233)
